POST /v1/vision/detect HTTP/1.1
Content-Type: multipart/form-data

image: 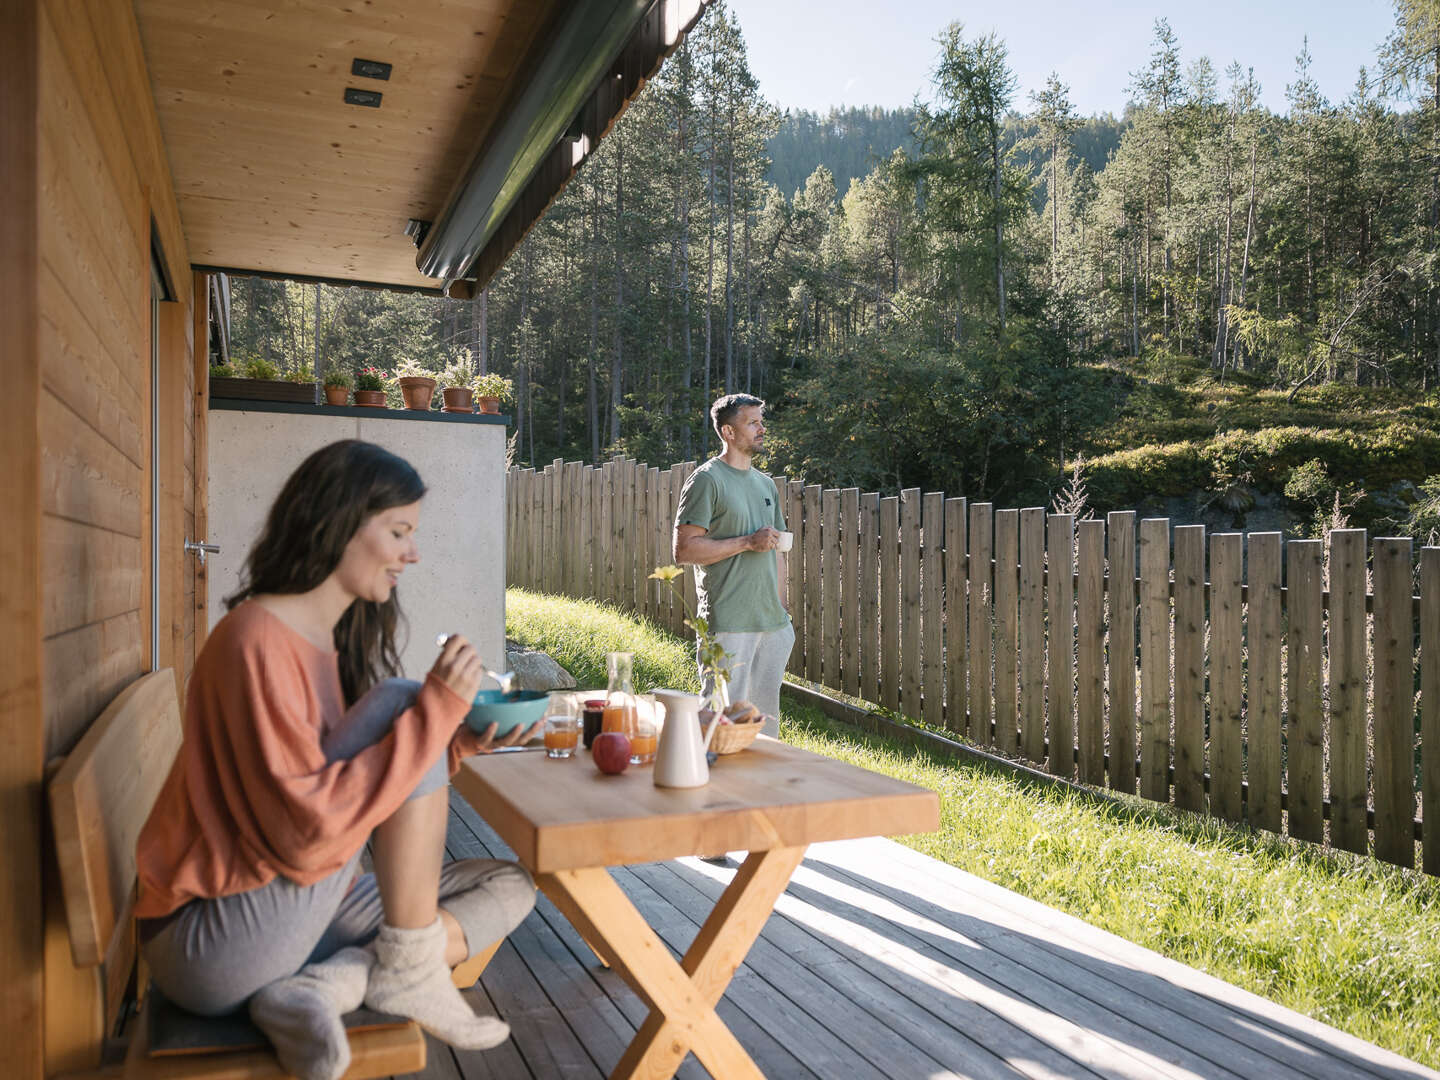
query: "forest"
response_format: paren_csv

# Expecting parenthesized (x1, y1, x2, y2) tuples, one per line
(225, 0, 1440, 539)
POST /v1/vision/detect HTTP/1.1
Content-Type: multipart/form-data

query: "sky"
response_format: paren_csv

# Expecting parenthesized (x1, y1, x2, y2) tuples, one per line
(724, 0, 1399, 118)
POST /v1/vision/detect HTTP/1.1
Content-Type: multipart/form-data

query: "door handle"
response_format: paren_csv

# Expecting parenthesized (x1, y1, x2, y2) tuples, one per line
(184, 539, 221, 566)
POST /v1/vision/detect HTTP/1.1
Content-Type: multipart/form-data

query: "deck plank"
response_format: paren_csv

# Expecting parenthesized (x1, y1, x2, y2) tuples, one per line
(416, 790, 1439, 1080)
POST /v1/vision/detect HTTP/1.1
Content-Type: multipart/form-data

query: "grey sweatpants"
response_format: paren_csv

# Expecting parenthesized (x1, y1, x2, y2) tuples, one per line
(141, 678, 535, 1016)
(699, 622, 795, 737)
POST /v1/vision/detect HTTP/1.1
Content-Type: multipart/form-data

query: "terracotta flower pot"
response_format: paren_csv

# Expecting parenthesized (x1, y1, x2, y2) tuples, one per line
(441, 386, 473, 412)
(323, 386, 349, 406)
(353, 389, 387, 408)
(398, 376, 436, 411)
(476, 395, 501, 414)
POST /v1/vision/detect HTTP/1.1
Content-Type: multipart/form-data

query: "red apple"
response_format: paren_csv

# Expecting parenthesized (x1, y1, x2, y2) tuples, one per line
(592, 732, 632, 774)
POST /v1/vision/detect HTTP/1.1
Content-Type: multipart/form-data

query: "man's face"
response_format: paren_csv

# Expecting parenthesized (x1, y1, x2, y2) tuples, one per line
(723, 405, 765, 455)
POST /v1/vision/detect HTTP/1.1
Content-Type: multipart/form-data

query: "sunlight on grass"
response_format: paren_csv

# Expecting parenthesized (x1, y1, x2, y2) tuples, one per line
(507, 588, 1440, 1067)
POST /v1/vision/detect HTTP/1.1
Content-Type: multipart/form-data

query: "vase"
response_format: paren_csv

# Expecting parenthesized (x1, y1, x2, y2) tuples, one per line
(476, 395, 501, 414)
(353, 389, 387, 407)
(323, 386, 349, 406)
(441, 387, 473, 412)
(398, 376, 436, 411)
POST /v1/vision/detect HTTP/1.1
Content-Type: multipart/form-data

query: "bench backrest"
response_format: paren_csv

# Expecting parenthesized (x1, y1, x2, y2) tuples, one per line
(49, 668, 183, 969)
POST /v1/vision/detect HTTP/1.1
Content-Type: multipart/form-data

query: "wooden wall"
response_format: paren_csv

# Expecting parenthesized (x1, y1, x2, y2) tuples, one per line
(4, 0, 199, 1075)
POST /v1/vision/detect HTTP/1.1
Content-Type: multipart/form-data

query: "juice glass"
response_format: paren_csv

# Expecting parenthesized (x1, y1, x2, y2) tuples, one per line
(543, 694, 580, 759)
(629, 693, 657, 765)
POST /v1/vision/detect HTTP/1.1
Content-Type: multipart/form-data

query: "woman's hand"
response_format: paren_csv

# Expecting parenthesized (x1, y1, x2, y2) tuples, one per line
(431, 634, 485, 704)
(451, 719, 544, 758)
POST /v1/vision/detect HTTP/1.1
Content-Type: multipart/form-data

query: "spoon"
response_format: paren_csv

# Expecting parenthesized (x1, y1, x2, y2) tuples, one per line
(435, 633, 519, 695)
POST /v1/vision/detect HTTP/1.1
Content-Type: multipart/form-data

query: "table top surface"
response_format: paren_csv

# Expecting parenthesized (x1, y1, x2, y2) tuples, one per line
(452, 736, 940, 874)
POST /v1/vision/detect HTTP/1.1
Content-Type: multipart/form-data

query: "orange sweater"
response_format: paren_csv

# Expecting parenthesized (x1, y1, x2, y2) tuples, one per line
(136, 602, 474, 918)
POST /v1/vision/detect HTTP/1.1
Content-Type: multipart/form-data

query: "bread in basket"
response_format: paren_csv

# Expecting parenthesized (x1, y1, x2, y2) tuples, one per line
(703, 700, 767, 754)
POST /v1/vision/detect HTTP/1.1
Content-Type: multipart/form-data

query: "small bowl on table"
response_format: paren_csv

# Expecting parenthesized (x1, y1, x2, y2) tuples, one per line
(465, 689, 549, 739)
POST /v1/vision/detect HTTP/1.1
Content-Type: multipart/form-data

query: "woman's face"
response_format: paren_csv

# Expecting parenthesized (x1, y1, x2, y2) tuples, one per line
(333, 501, 422, 604)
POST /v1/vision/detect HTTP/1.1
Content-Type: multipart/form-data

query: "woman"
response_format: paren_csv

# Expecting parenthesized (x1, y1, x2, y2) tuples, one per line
(135, 439, 539, 1080)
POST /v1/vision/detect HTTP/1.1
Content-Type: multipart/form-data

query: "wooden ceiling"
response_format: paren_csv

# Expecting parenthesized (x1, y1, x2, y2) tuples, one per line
(135, 0, 564, 289)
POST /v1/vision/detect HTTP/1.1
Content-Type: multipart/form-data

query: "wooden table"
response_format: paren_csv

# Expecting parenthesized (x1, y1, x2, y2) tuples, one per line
(452, 735, 939, 1080)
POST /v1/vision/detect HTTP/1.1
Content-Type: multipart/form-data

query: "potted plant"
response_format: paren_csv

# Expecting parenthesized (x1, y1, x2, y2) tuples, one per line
(437, 360, 474, 412)
(393, 358, 437, 411)
(210, 357, 317, 403)
(470, 372, 512, 415)
(321, 368, 352, 406)
(354, 366, 389, 408)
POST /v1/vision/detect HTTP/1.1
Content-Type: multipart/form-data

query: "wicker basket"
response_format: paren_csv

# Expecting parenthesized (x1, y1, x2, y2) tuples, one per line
(710, 717, 764, 755)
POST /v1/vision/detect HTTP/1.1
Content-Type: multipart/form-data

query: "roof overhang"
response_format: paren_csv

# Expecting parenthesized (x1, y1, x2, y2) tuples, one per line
(136, 0, 706, 293)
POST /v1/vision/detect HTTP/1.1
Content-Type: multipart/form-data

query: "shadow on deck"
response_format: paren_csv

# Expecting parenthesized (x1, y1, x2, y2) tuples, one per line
(418, 790, 1435, 1080)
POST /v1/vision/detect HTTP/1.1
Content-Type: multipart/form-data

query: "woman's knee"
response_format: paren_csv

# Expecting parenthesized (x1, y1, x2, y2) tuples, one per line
(439, 860, 536, 952)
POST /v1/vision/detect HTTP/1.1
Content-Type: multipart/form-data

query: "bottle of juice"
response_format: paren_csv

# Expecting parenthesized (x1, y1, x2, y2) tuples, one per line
(602, 651, 638, 755)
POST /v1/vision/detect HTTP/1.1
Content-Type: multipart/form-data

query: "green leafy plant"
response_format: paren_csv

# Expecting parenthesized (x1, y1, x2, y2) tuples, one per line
(437, 359, 472, 390)
(355, 366, 387, 392)
(322, 368, 353, 390)
(286, 362, 315, 384)
(470, 372, 513, 402)
(241, 357, 281, 381)
(393, 357, 433, 380)
(209, 361, 237, 379)
(649, 565, 733, 710)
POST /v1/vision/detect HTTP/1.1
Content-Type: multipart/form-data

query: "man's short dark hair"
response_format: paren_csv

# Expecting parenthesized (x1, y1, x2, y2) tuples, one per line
(711, 393, 765, 441)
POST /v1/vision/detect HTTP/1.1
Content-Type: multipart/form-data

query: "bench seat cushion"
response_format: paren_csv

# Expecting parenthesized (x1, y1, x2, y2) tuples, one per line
(146, 985, 411, 1057)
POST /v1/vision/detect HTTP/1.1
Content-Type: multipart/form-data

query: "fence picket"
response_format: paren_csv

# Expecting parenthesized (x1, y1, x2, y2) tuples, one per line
(944, 498, 968, 735)
(1211, 533, 1244, 822)
(968, 503, 994, 745)
(1172, 524, 1206, 812)
(1139, 518, 1171, 804)
(1330, 528, 1368, 854)
(1287, 540, 1325, 844)
(786, 479, 805, 675)
(682, 463, 698, 634)
(803, 486, 823, 684)
(995, 509, 1019, 755)
(1077, 519, 1106, 785)
(923, 493, 945, 730)
(823, 488, 842, 690)
(860, 493, 880, 704)
(1048, 514, 1075, 777)
(841, 488, 861, 698)
(1108, 511, 1137, 793)
(1248, 533, 1283, 833)
(880, 496, 901, 712)
(900, 490, 923, 720)
(1373, 537, 1414, 867)
(1019, 507, 1045, 762)
(600, 462, 615, 607)
(1423, 548, 1440, 874)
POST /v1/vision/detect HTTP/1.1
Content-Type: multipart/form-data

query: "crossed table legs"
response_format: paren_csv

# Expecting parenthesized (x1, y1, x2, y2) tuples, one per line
(537, 844, 808, 1080)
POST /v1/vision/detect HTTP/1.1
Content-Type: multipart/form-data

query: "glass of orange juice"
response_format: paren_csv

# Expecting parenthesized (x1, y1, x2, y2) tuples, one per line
(543, 694, 580, 759)
(630, 694, 657, 765)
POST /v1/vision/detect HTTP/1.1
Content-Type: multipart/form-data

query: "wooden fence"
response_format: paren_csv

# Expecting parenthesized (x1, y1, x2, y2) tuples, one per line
(506, 457, 1440, 874)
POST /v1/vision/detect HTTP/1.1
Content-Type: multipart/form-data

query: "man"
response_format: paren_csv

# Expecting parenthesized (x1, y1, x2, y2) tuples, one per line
(673, 393, 794, 738)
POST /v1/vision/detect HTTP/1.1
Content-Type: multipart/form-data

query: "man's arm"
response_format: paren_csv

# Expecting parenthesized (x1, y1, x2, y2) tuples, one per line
(674, 523, 780, 566)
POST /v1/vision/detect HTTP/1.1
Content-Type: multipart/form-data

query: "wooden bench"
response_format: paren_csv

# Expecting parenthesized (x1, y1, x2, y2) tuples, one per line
(44, 668, 429, 1079)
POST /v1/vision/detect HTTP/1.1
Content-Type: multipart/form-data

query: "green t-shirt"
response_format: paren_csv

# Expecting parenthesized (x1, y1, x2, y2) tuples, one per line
(675, 457, 789, 633)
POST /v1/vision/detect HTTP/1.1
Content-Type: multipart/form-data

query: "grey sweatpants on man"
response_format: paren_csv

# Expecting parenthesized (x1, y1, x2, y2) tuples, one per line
(141, 678, 535, 1016)
(699, 622, 795, 737)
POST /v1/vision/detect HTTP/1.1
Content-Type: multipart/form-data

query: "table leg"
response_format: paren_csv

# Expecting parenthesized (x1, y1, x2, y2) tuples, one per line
(538, 845, 806, 1080)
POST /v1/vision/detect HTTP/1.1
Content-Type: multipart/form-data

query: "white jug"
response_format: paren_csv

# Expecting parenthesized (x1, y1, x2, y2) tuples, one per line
(652, 689, 719, 788)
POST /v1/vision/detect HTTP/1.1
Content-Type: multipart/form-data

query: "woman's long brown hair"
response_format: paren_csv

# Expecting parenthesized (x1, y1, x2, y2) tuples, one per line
(224, 440, 427, 704)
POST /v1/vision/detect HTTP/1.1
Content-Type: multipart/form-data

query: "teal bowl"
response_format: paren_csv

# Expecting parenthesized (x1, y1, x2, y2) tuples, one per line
(465, 689, 548, 738)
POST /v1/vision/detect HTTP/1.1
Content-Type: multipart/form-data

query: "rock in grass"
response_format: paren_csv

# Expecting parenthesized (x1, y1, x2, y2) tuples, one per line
(505, 639, 577, 691)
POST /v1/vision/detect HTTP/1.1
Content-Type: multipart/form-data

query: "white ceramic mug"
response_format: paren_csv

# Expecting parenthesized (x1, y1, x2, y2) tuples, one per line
(775, 530, 794, 552)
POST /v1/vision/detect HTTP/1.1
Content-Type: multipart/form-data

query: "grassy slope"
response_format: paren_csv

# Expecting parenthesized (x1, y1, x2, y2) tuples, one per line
(507, 587, 1440, 1067)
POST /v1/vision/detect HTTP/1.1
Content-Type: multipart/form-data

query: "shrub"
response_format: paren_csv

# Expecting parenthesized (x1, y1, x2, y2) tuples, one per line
(355, 367, 387, 392)
(471, 372, 513, 402)
(240, 357, 280, 381)
(322, 368, 352, 390)
(209, 361, 237, 379)
(286, 362, 315, 384)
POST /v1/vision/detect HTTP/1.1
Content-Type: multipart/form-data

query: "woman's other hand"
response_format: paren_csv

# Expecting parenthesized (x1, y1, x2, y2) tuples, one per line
(451, 719, 544, 757)
(431, 634, 484, 704)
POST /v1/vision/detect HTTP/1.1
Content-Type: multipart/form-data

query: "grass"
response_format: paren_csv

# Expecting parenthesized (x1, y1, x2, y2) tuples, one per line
(506, 588, 1440, 1067)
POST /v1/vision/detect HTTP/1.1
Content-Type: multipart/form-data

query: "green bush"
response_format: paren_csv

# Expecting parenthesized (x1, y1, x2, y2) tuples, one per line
(241, 357, 280, 381)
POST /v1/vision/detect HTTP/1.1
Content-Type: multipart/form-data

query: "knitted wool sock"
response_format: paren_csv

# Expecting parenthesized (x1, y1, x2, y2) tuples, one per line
(248, 946, 373, 1080)
(364, 917, 510, 1050)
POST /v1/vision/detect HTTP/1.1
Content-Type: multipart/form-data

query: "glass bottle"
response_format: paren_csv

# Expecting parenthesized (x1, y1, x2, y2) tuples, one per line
(601, 651, 639, 753)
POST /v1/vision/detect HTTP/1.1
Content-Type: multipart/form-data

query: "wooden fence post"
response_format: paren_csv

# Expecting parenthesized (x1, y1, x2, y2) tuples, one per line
(1329, 528, 1369, 854)
(1423, 547, 1440, 874)
(923, 493, 945, 730)
(1210, 532, 1244, 822)
(968, 503, 994, 746)
(784, 478, 804, 671)
(841, 489, 861, 698)
(944, 498, 968, 736)
(1076, 518, 1106, 785)
(994, 509, 1019, 755)
(900, 489, 923, 720)
(1107, 511, 1137, 793)
(1248, 533, 1284, 833)
(1373, 536, 1414, 867)
(1286, 539, 1325, 844)
(804, 485, 824, 684)
(1138, 518, 1171, 804)
(1172, 524, 1206, 812)
(1047, 514, 1075, 778)
(1018, 508, 1045, 763)
(823, 488, 842, 691)
(860, 493, 880, 704)
(880, 495, 900, 711)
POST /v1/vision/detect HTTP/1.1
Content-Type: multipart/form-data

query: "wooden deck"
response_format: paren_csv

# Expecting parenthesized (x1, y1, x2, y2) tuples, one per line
(422, 790, 1437, 1080)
